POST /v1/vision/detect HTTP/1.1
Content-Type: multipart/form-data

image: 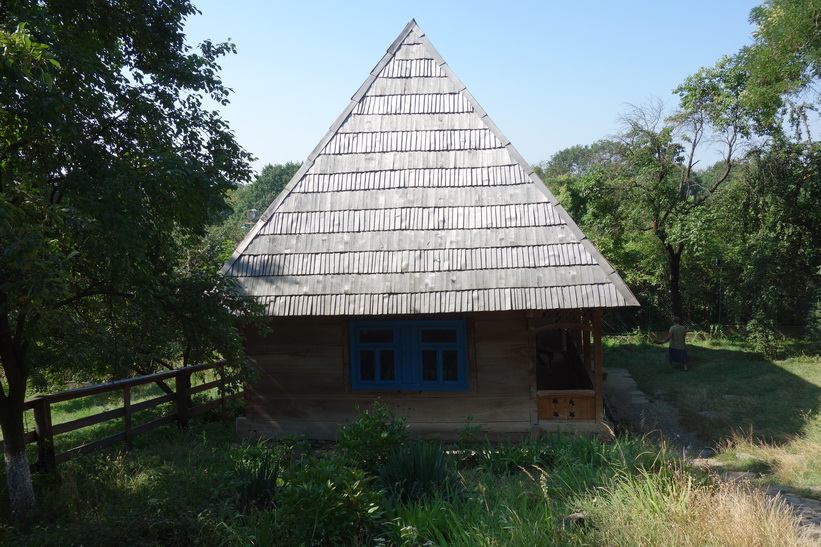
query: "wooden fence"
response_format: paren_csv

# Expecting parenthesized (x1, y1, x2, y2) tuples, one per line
(0, 362, 242, 472)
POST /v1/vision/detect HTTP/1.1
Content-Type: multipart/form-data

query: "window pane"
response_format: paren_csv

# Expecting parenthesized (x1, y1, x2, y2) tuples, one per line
(380, 350, 395, 381)
(360, 350, 375, 381)
(359, 329, 393, 343)
(421, 329, 457, 343)
(442, 350, 458, 381)
(422, 350, 438, 381)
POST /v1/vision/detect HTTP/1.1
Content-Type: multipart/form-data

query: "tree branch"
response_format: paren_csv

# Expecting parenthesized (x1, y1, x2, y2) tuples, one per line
(51, 288, 135, 310)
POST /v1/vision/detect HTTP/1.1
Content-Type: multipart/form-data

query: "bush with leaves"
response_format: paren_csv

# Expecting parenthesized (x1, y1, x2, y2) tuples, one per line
(337, 401, 408, 474)
(275, 457, 387, 546)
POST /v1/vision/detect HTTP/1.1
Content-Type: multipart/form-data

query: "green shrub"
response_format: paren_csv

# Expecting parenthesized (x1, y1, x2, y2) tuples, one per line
(458, 414, 483, 446)
(275, 457, 386, 545)
(377, 441, 460, 503)
(746, 316, 785, 359)
(337, 401, 408, 473)
(235, 454, 281, 510)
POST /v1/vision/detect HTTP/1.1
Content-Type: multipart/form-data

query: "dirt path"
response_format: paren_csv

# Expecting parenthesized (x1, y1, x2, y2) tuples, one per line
(603, 367, 821, 542)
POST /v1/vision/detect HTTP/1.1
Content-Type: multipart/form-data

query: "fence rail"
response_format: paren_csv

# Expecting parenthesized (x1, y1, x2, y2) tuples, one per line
(0, 362, 241, 472)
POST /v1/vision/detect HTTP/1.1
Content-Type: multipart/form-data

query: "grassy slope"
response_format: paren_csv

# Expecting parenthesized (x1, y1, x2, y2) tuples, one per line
(603, 337, 821, 488)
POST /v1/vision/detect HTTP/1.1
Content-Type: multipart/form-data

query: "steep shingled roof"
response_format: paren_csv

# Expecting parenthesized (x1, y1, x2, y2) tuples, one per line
(221, 20, 639, 316)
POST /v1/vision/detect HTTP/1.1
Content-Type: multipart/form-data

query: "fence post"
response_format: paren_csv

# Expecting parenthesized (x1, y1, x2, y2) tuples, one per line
(32, 397, 55, 471)
(216, 363, 228, 421)
(175, 370, 191, 429)
(123, 386, 132, 449)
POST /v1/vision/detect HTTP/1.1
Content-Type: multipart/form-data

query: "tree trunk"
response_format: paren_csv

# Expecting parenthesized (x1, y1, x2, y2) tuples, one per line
(666, 244, 684, 319)
(0, 391, 37, 524)
(0, 305, 38, 523)
(2, 428, 36, 524)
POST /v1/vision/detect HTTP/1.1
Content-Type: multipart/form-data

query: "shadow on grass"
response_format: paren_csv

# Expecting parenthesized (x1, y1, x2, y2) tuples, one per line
(603, 340, 821, 446)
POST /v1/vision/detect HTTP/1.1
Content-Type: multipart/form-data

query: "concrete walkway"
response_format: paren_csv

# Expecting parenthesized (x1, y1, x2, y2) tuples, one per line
(602, 367, 709, 457)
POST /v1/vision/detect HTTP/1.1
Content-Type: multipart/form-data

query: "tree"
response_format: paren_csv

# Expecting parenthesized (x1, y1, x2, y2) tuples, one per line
(716, 140, 821, 333)
(742, 0, 821, 141)
(537, 0, 821, 332)
(700, 0, 821, 336)
(1, 2, 254, 521)
(541, 93, 746, 321)
(204, 162, 301, 267)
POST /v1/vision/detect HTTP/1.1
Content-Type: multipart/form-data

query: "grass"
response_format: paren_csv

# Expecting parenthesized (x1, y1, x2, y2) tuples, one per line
(0, 339, 818, 544)
(9, 369, 235, 465)
(0, 407, 813, 545)
(603, 335, 821, 490)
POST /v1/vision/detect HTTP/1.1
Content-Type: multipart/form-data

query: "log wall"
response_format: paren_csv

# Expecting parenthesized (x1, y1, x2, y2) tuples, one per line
(240, 311, 545, 440)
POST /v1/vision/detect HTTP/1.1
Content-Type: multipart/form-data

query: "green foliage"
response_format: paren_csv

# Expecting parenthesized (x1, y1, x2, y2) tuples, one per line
(711, 141, 821, 329)
(337, 401, 409, 474)
(458, 414, 483, 446)
(203, 162, 302, 267)
(806, 283, 821, 347)
(276, 456, 386, 546)
(743, 0, 821, 137)
(2, 401, 810, 545)
(0, 0, 260, 517)
(534, 1, 821, 332)
(234, 453, 281, 511)
(377, 441, 460, 503)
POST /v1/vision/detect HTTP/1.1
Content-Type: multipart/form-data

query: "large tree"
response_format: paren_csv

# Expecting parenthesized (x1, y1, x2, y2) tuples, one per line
(540, 92, 746, 321)
(702, 0, 821, 334)
(1, 1, 253, 520)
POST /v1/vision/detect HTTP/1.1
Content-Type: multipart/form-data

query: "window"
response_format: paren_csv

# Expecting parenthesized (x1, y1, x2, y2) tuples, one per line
(350, 320, 468, 390)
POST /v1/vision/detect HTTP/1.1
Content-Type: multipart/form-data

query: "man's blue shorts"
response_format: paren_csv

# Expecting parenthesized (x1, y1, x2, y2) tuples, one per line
(668, 348, 688, 363)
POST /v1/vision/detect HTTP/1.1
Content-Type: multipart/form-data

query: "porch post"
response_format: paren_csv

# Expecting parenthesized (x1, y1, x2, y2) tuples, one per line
(593, 309, 603, 423)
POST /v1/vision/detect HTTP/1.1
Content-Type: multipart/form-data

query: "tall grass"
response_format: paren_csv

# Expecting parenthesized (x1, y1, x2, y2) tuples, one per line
(578, 465, 811, 545)
(0, 398, 812, 545)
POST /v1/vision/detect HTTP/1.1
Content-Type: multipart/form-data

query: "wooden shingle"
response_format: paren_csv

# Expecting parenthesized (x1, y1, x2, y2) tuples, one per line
(221, 20, 638, 315)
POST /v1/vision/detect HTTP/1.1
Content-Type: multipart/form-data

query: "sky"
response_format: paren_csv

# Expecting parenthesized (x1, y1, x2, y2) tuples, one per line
(182, 0, 762, 176)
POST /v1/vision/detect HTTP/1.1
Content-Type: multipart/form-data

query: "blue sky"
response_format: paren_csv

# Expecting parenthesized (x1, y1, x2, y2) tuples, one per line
(183, 0, 761, 175)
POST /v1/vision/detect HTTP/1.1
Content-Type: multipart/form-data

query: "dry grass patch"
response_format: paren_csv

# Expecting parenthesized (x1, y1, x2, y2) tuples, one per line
(579, 466, 810, 546)
(720, 422, 821, 490)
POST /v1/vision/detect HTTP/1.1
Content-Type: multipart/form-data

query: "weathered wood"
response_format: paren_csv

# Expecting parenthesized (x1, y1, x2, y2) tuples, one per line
(594, 309, 604, 423)
(221, 21, 639, 320)
(130, 393, 175, 413)
(175, 371, 191, 429)
(537, 390, 596, 420)
(32, 397, 55, 471)
(20, 362, 217, 409)
(230, 244, 599, 278)
(52, 407, 125, 436)
(250, 287, 631, 317)
(10, 362, 239, 471)
(123, 386, 132, 450)
(55, 431, 128, 464)
(246, 227, 571, 256)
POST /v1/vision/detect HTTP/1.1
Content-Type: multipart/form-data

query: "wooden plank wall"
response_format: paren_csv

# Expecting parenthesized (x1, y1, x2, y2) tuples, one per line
(240, 311, 537, 440)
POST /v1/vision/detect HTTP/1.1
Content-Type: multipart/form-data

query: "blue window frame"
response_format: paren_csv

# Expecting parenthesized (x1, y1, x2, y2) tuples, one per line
(350, 320, 468, 391)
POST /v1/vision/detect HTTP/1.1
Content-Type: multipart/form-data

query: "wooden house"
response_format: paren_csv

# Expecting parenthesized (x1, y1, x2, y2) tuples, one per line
(221, 20, 639, 440)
